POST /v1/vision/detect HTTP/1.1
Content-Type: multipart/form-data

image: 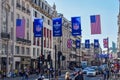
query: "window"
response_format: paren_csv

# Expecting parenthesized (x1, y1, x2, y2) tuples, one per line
(11, 12, 13, 21)
(33, 48, 36, 56)
(37, 48, 39, 56)
(2, 44, 6, 55)
(27, 18, 29, 28)
(22, 1, 25, 11)
(21, 47, 24, 54)
(42, 2, 44, 9)
(42, 16, 44, 21)
(45, 5, 47, 10)
(48, 7, 50, 14)
(34, 11, 37, 17)
(16, 14, 20, 19)
(15, 46, 19, 54)
(26, 48, 30, 55)
(2, 10, 7, 32)
(27, 31, 29, 40)
(48, 20, 50, 25)
(22, 16, 25, 19)
(38, 0, 41, 6)
(11, 27, 13, 40)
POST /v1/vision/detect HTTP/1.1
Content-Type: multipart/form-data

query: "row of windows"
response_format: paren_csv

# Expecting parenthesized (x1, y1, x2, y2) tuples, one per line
(32, 0, 51, 15)
(15, 46, 30, 55)
(33, 10, 51, 25)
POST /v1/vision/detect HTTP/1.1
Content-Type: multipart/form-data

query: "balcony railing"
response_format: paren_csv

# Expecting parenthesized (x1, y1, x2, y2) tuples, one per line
(1, 32, 10, 40)
(16, 37, 31, 45)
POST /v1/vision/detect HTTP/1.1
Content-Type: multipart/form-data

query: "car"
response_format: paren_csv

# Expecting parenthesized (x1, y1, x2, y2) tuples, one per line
(82, 67, 91, 74)
(72, 67, 81, 76)
(86, 69, 97, 77)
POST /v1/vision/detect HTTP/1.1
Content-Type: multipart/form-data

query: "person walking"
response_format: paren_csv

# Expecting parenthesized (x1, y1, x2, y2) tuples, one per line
(74, 70, 84, 80)
(65, 71, 71, 80)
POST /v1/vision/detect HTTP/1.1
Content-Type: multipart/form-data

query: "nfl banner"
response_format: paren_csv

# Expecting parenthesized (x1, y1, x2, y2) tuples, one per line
(94, 39, 99, 48)
(76, 39, 81, 48)
(34, 19, 43, 37)
(53, 17, 62, 37)
(71, 17, 81, 36)
(85, 39, 90, 48)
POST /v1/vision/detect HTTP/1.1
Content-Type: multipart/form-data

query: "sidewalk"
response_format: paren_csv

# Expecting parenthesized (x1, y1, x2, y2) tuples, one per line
(0, 70, 70, 80)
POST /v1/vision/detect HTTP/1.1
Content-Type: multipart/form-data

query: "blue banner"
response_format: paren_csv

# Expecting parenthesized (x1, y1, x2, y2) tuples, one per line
(71, 17, 81, 36)
(94, 39, 99, 48)
(34, 19, 43, 37)
(85, 39, 90, 48)
(76, 39, 81, 48)
(53, 18, 62, 37)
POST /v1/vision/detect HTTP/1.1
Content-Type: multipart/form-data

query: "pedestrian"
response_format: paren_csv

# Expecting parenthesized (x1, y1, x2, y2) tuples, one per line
(65, 71, 71, 80)
(106, 68, 110, 80)
(103, 69, 107, 80)
(74, 70, 84, 80)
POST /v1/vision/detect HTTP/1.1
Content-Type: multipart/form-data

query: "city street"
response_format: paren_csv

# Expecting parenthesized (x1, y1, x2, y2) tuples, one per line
(0, 73, 114, 80)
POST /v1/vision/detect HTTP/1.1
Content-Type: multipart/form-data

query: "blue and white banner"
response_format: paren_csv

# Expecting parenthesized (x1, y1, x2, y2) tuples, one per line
(71, 17, 81, 36)
(53, 18, 62, 37)
(76, 39, 81, 48)
(94, 39, 99, 48)
(34, 19, 43, 37)
(85, 39, 90, 48)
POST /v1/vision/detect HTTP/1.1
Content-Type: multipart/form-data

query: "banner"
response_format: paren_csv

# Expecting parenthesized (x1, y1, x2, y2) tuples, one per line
(90, 15, 101, 35)
(71, 17, 81, 36)
(94, 39, 99, 48)
(67, 39, 72, 48)
(76, 39, 81, 48)
(103, 38, 108, 48)
(53, 17, 62, 37)
(34, 19, 43, 37)
(16, 19, 25, 38)
(85, 39, 90, 48)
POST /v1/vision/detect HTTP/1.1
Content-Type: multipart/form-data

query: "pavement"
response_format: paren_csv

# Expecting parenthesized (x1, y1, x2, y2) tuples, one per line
(0, 70, 69, 80)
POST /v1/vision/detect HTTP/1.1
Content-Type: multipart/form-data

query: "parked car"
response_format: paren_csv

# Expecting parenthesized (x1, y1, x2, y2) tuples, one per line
(82, 67, 91, 74)
(86, 69, 97, 77)
(72, 67, 81, 76)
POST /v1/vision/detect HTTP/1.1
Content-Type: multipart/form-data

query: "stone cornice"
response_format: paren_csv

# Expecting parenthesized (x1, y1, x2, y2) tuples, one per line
(30, 2, 52, 19)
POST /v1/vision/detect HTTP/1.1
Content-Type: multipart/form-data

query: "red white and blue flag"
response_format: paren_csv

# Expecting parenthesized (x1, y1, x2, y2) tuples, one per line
(67, 39, 72, 48)
(90, 15, 101, 35)
(103, 38, 108, 48)
(16, 19, 25, 38)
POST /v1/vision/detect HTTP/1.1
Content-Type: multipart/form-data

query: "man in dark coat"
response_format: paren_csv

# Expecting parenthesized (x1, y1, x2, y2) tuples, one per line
(75, 71, 84, 80)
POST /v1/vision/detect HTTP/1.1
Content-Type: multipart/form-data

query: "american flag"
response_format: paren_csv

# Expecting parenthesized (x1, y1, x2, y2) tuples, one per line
(16, 19, 25, 38)
(103, 38, 108, 48)
(67, 39, 72, 48)
(90, 15, 101, 35)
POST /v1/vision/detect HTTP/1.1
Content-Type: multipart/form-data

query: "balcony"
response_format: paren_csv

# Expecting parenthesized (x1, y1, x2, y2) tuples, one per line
(16, 37, 31, 45)
(1, 32, 10, 40)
